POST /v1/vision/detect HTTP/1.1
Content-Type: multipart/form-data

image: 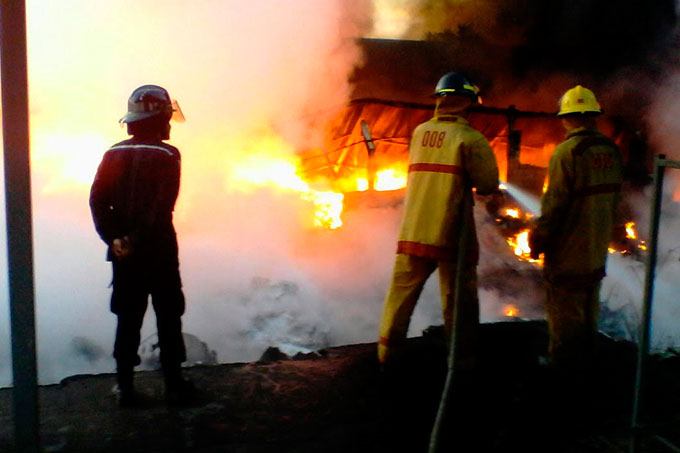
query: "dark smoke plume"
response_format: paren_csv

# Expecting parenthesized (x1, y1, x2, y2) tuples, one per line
(396, 0, 677, 117)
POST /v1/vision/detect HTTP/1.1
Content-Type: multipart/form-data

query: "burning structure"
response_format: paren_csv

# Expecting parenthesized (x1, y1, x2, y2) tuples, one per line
(212, 0, 680, 354)
(292, 0, 677, 221)
(287, 0, 680, 338)
(3, 0, 680, 389)
(294, 37, 651, 262)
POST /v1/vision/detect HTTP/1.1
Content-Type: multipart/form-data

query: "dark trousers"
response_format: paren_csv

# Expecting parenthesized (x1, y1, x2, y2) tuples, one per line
(544, 282, 600, 371)
(111, 257, 186, 369)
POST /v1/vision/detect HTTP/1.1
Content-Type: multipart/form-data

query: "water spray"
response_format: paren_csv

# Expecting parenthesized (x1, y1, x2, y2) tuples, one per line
(500, 182, 540, 215)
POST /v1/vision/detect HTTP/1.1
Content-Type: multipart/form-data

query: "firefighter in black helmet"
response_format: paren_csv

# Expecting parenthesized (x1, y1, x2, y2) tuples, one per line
(378, 72, 499, 371)
(90, 84, 192, 406)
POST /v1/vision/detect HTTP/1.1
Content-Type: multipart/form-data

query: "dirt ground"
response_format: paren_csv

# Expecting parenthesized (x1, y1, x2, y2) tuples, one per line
(0, 320, 678, 452)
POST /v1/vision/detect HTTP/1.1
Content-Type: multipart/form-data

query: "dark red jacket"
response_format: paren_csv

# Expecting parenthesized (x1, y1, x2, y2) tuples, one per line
(89, 137, 181, 263)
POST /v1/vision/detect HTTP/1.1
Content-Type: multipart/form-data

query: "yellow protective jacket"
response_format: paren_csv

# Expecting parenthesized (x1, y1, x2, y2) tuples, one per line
(396, 114, 499, 263)
(531, 127, 623, 287)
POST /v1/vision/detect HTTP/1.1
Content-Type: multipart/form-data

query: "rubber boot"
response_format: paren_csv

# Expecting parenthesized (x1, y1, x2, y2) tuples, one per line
(116, 365, 136, 407)
(163, 364, 194, 406)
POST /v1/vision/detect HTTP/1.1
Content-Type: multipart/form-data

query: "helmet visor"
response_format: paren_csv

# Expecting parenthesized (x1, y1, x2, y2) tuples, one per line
(171, 99, 185, 123)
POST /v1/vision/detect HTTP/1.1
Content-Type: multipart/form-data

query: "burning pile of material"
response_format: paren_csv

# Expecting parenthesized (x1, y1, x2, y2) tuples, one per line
(609, 221, 648, 256)
(491, 185, 649, 269)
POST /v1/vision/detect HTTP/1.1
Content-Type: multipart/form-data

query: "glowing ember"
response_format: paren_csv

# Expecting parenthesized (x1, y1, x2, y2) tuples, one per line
(542, 177, 548, 194)
(608, 247, 616, 254)
(504, 305, 519, 317)
(625, 222, 637, 240)
(506, 229, 543, 265)
(505, 208, 520, 218)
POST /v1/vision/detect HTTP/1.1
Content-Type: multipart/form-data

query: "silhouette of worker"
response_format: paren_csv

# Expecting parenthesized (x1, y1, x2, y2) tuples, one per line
(90, 84, 192, 406)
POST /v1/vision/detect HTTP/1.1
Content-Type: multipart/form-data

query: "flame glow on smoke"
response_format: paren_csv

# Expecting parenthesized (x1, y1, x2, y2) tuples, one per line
(228, 136, 345, 229)
(0, 0, 385, 385)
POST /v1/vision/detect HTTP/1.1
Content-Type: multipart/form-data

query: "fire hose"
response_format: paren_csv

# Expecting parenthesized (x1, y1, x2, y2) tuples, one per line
(428, 189, 473, 453)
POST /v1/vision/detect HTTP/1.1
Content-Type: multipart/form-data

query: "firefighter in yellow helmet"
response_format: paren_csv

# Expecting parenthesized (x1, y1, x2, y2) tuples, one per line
(377, 72, 499, 371)
(529, 85, 623, 375)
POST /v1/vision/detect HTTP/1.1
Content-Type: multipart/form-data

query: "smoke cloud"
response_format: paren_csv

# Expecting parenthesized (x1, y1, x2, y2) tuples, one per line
(3, 0, 680, 387)
(370, 0, 677, 115)
(366, 0, 680, 348)
(1, 0, 382, 386)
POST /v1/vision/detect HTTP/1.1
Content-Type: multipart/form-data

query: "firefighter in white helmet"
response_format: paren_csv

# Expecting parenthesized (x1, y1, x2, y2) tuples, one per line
(378, 72, 499, 372)
(529, 85, 623, 377)
(90, 84, 192, 406)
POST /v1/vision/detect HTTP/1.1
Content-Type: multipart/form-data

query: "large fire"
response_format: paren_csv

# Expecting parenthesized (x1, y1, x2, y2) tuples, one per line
(229, 135, 408, 230)
(230, 149, 346, 230)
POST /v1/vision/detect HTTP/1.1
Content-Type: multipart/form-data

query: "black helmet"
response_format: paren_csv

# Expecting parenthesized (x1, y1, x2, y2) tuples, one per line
(120, 85, 174, 124)
(432, 72, 480, 101)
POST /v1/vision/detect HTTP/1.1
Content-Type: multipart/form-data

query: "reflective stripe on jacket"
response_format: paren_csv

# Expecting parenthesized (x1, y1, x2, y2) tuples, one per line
(397, 115, 498, 262)
(90, 137, 181, 263)
(533, 127, 623, 286)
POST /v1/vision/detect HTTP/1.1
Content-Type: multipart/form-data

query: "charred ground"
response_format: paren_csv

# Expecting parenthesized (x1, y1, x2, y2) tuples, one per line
(0, 320, 678, 452)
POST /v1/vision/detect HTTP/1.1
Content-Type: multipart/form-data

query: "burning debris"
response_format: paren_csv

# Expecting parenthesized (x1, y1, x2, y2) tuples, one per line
(609, 221, 648, 258)
(489, 184, 651, 268)
(503, 304, 519, 318)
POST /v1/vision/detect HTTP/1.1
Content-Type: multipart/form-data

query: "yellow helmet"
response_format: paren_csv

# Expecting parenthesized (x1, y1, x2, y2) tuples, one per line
(557, 85, 602, 116)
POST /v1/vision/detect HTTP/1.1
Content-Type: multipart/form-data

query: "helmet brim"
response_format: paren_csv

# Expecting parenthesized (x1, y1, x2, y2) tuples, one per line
(119, 111, 164, 124)
(556, 110, 603, 117)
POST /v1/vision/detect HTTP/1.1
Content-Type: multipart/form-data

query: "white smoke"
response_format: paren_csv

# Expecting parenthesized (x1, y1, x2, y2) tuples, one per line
(3, 0, 679, 389)
(0, 0, 379, 386)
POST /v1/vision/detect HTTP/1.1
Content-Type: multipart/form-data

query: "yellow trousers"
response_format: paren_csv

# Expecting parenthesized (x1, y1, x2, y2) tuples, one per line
(378, 253, 479, 368)
(544, 283, 600, 371)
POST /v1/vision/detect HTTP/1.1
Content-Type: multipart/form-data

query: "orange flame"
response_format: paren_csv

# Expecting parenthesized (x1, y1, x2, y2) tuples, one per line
(504, 305, 519, 317)
(356, 166, 408, 192)
(229, 136, 345, 229)
(506, 229, 543, 265)
(504, 208, 520, 218)
(625, 222, 637, 240)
